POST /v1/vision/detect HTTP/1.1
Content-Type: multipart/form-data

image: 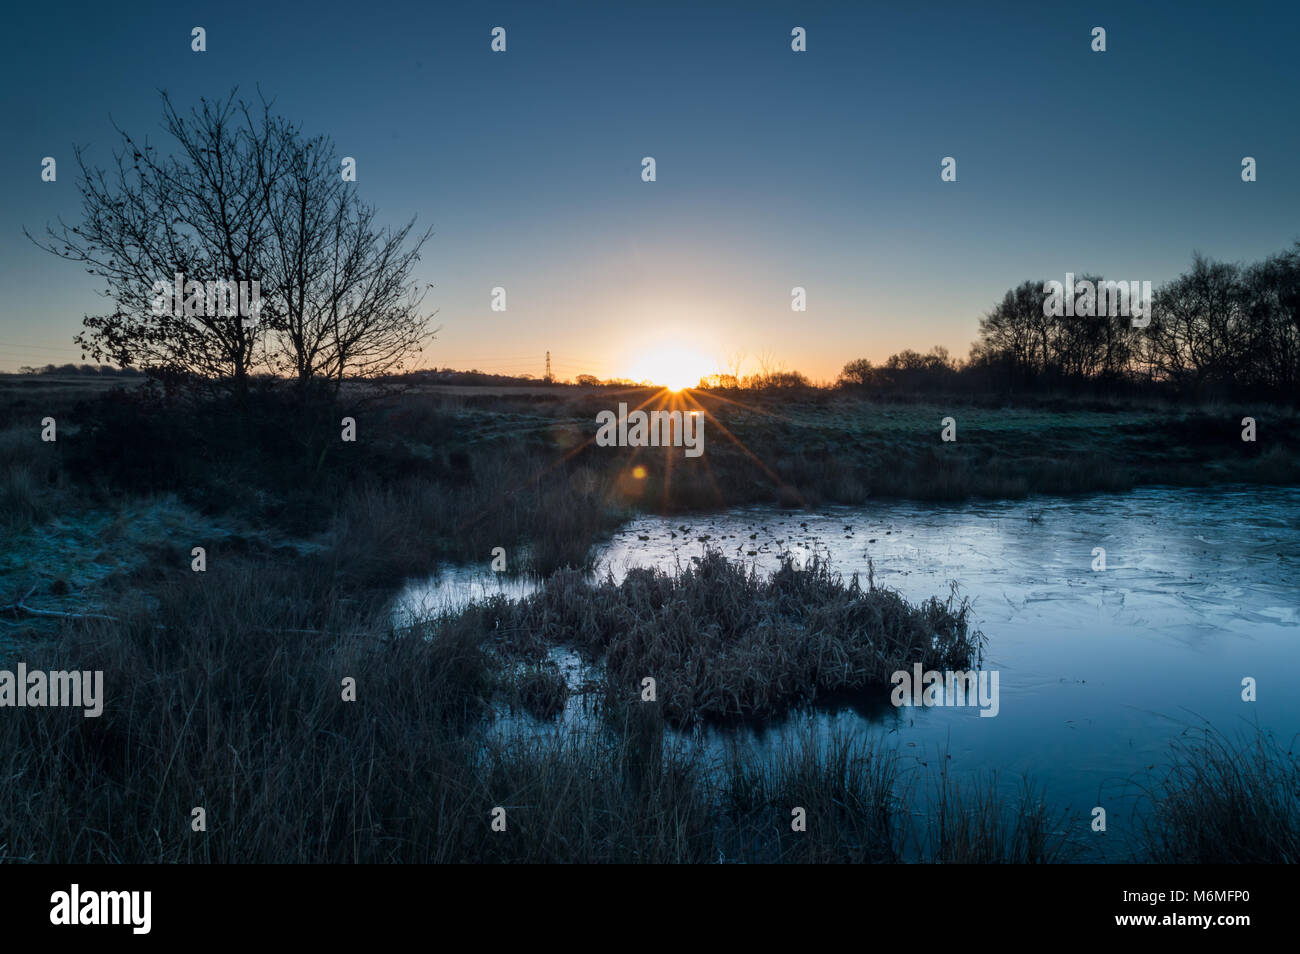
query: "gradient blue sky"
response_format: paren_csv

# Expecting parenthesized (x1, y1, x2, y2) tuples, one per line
(2, 0, 1298, 381)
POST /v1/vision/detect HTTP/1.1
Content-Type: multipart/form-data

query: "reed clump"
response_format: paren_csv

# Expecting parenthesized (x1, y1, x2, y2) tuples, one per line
(465, 550, 982, 725)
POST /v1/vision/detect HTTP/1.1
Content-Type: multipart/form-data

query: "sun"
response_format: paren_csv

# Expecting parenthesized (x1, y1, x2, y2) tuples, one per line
(627, 346, 714, 391)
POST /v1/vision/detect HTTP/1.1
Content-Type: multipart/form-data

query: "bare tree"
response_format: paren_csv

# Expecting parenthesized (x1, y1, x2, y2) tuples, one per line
(261, 122, 434, 387)
(1143, 254, 1250, 392)
(27, 91, 282, 390)
(1242, 245, 1300, 395)
(725, 351, 747, 383)
(838, 357, 874, 387)
(28, 89, 434, 394)
(972, 281, 1040, 384)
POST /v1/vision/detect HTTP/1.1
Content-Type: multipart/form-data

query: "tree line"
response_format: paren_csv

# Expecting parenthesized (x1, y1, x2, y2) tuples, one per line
(838, 245, 1300, 401)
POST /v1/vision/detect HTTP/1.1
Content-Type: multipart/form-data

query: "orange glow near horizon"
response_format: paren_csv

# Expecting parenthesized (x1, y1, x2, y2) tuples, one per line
(624, 345, 715, 391)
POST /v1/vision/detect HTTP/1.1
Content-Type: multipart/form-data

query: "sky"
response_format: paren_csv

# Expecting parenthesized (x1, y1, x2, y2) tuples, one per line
(2, 0, 1298, 382)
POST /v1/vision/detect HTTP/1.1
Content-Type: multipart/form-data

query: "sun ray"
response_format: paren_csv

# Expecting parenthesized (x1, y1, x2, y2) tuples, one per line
(449, 381, 806, 549)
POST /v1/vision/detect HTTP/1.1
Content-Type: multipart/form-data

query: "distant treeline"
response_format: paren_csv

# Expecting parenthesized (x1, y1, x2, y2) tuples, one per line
(833, 244, 1300, 401)
(380, 368, 654, 388)
(390, 367, 549, 387)
(13, 363, 145, 377)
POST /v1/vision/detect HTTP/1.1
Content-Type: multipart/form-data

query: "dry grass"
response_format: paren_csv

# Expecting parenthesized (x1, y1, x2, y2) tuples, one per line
(719, 725, 899, 862)
(0, 554, 1292, 862)
(914, 766, 1081, 863)
(1139, 726, 1300, 864)
(458, 550, 982, 725)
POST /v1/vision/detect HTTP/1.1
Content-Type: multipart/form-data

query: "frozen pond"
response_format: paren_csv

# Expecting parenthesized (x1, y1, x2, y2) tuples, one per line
(396, 485, 1300, 852)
